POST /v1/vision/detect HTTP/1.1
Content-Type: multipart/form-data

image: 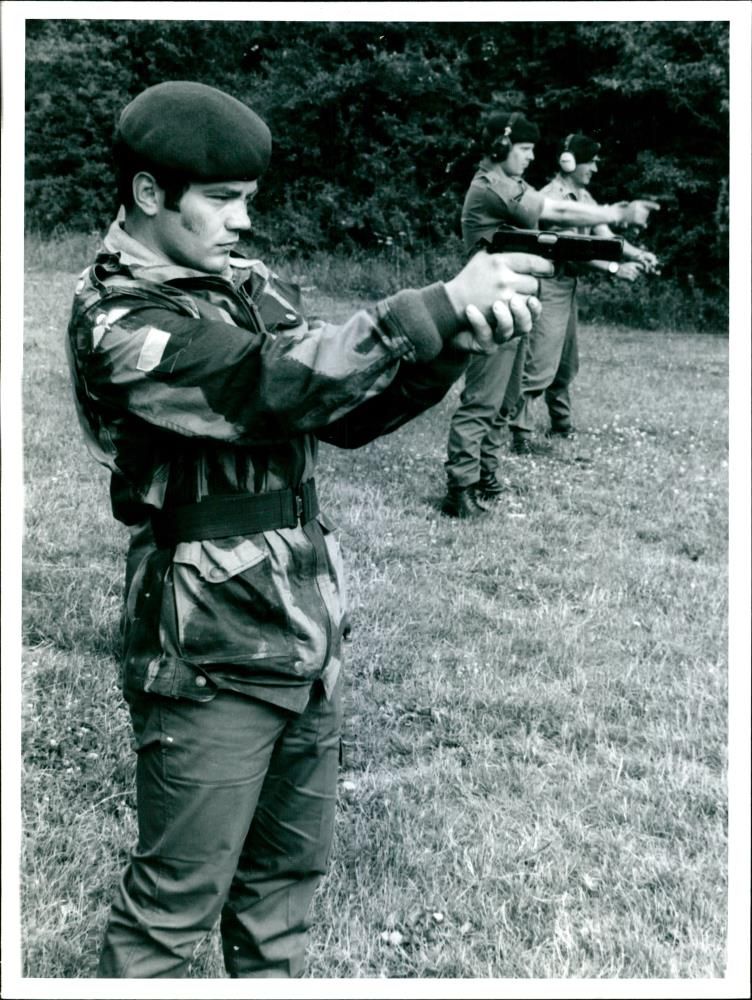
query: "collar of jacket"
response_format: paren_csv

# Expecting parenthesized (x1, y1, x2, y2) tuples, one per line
(476, 157, 527, 192)
(551, 173, 584, 199)
(102, 216, 260, 288)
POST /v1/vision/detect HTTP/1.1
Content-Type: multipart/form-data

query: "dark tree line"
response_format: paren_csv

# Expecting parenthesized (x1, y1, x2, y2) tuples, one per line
(25, 19, 729, 304)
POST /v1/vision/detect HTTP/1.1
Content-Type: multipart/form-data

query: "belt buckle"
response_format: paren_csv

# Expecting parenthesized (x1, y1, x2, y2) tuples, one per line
(295, 490, 305, 521)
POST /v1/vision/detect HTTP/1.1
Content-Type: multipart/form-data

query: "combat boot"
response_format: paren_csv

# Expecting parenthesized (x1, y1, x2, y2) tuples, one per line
(440, 485, 488, 520)
(545, 425, 577, 440)
(474, 475, 507, 506)
(511, 431, 552, 457)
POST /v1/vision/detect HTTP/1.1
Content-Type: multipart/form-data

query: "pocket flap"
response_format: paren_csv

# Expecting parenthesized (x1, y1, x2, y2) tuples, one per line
(173, 537, 268, 583)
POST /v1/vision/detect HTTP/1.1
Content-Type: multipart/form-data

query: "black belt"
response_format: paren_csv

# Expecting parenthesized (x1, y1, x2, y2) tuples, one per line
(151, 479, 319, 548)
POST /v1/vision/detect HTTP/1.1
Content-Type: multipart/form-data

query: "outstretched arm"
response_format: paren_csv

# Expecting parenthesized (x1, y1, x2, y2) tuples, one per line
(318, 251, 554, 449)
(590, 222, 660, 272)
(541, 196, 659, 232)
(69, 252, 551, 449)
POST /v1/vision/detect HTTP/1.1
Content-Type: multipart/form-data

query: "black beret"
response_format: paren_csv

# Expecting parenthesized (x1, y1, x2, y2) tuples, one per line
(566, 134, 601, 163)
(483, 110, 541, 147)
(118, 81, 272, 181)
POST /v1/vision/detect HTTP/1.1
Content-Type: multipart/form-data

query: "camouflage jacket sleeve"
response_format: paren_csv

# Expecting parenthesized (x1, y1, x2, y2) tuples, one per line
(68, 267, 465, 446)
(317, 348, 468, 449)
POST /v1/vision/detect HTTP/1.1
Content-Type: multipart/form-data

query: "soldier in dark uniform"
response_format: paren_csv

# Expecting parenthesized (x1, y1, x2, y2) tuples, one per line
(442, 111, 659, 518)
(508, 133, 660, 447)
(66, 81, 553, 978)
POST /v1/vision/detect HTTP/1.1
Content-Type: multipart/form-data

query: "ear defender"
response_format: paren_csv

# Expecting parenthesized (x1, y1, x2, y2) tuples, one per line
(559, 134, 576, 173)
(497, 111, 519, 156)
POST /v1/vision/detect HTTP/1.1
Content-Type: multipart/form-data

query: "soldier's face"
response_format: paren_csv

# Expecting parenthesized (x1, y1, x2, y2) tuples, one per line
(503, 143, 535, 178)
(573, 159, 598, 187)
(152, 180, 258, 272)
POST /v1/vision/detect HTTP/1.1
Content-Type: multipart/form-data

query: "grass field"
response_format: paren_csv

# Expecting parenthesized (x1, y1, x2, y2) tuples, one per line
(17, 253, 733, 984)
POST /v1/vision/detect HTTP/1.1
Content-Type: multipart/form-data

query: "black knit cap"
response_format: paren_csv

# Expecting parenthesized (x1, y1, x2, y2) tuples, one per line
(566, 133, 601, 163)
(118, 81, 272, 181)
(483, 110, 541, 146)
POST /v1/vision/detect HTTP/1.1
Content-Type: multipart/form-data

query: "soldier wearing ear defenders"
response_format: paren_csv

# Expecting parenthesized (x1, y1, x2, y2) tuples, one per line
(442, 112, 659, 518)
(508, 133, 660, 449)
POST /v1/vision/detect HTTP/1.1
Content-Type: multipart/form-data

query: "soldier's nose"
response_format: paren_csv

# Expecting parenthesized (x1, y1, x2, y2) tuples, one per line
(228, 205, 252, 231)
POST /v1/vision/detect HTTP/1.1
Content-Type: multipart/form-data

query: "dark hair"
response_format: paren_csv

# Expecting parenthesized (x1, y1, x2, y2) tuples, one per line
(113, 135, 191, 212)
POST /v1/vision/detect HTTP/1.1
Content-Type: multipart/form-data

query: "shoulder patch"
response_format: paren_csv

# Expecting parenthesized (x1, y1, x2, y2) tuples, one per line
(136, 326, 171, 372)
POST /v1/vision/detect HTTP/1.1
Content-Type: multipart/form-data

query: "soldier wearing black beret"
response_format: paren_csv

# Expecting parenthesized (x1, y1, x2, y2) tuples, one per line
(67, 80, 555, 978)
(116, 80, 272, 183)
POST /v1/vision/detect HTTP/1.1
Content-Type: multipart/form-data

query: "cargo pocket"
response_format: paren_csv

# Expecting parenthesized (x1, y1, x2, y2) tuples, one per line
(170, 536, 295, 668)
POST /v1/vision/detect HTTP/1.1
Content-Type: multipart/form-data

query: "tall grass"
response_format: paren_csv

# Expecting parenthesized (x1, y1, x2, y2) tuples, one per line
(18, 241, 732, 984)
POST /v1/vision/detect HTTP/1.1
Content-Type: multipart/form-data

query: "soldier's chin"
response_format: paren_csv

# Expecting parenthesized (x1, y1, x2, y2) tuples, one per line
(202, 250, 232, 273)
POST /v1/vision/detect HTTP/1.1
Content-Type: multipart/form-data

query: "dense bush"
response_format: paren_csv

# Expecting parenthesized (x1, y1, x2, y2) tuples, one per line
(25, 19, 729, 325)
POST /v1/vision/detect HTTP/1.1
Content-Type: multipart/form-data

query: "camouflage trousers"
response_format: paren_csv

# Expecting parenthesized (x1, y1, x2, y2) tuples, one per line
(97, 678, 342, 978)
(510, 274, 579, 435)
(445, 335, 527, 487)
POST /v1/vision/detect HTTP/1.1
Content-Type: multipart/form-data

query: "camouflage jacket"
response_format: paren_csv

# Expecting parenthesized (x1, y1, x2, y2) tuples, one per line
(67, 219, 467, 710)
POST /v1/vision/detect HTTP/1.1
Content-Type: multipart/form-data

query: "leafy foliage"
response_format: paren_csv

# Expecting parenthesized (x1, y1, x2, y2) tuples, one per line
(25, 19, 729, 303)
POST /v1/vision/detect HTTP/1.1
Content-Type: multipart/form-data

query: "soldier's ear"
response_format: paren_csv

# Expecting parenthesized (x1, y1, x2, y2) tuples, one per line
(132, 172, 161, 217)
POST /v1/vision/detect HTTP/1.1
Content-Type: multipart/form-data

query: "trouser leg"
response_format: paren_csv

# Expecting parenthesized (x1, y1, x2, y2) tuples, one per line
(479, 334, 527, 480)
(445, 339, 520, 487)
(221, 678, 342, 978)
(545, 295, 579, 431)
(97, 692, 291, 978)
(510, 276, 577, 435)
